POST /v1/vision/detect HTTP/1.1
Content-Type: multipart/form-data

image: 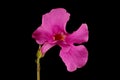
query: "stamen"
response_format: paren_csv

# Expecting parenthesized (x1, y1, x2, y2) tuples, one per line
(53, 34, 65, 41)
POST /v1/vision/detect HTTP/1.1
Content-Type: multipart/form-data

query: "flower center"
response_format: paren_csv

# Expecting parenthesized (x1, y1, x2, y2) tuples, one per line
(53, 34, 65, 41)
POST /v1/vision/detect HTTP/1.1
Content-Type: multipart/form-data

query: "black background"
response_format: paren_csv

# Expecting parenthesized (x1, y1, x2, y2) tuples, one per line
(3, 0, 119, 80)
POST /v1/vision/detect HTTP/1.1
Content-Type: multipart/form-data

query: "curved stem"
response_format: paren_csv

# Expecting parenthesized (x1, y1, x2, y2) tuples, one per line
(36, 46, 42, 80)
(37, 58, 40, 80)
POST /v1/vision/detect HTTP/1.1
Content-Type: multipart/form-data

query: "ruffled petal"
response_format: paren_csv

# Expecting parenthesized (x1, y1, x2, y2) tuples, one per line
(66, 23, 89, 44)
(32, 26, 53, 44)
(42, 8, 70, 34)
(41, 42, 55, 55)
(59, 45, 88, 72)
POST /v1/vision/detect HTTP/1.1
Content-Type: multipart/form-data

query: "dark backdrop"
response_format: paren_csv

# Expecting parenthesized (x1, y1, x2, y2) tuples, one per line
(2, 0, 119, 80)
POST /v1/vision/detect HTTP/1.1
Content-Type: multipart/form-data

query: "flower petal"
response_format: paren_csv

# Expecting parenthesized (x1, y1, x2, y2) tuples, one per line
(66, 23, 89, 44)
(41, 42, 55, 55)
(32, 26, 53, 44)
(42, 8, 70, 34)
(59, 45, 88, 72)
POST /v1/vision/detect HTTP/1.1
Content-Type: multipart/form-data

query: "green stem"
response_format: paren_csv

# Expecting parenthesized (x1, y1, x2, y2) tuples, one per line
(37, 58, 40, 80)
(36, 46, 43, 80)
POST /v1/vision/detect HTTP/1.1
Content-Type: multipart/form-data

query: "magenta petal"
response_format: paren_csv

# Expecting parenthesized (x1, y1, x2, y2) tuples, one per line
(41, 42, 55, 55)
(59, 45, 88, 72)
(66, 23, 89, 44)
(42, 8, 70, 33)
(32, 26, 53, 44)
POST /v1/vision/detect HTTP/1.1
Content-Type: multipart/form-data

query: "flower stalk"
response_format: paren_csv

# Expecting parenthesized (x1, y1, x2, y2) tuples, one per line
(37, 58, 40, 80)
(36, 46, 43, 80)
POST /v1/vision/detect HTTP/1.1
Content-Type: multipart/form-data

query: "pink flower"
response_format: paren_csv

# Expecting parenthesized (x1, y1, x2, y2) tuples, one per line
(32, 8, 89, 72)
